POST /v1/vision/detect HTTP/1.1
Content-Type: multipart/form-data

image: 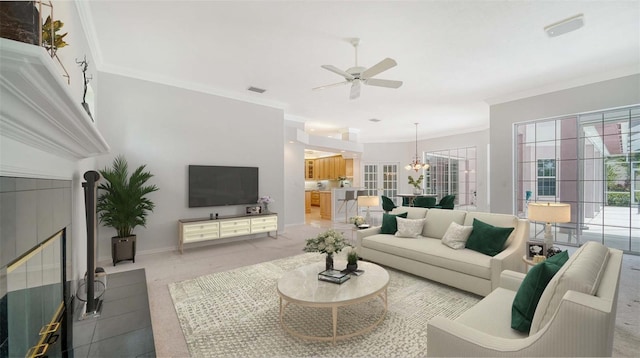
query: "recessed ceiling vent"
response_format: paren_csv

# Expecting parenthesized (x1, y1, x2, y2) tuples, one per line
(369, 118, 381, 122)
(247, 86, 266, 93)
(545, 14, 584, 37)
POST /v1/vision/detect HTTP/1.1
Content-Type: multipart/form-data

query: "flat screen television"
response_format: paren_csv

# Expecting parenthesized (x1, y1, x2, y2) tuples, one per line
(188, 165, 259, 207)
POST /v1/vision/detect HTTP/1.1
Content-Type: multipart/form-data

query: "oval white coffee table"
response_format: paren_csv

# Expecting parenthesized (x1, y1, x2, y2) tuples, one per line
(277, 260, 389, 344)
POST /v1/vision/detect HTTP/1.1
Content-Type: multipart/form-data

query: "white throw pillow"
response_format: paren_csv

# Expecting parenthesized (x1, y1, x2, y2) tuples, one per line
(441, 222, 473, 249)
(395, 217, 426, 238)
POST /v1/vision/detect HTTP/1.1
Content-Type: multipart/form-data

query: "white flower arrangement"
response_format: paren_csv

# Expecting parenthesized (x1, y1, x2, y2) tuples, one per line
(303, 229, 348, 255)
(257, 195, 274, 204)
(349, 215, 366, 227)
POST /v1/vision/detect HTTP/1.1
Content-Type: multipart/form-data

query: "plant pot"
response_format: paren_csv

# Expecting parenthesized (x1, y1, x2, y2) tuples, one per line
(413, 187, 422, 195)
(346, 263, 358, 272)
(111, 235, 136, 266)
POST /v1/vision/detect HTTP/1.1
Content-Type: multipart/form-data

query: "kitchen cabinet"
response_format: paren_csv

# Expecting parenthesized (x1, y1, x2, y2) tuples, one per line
(345, 158, 353, 177)
(311, 191, 320, 206)
(320, 191, 332, 219)
(305, 191, 311, 213)
(305, 160, 315, 180)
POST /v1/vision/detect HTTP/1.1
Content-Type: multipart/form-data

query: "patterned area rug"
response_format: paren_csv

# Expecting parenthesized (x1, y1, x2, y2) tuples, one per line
(168, 253, 480, 357)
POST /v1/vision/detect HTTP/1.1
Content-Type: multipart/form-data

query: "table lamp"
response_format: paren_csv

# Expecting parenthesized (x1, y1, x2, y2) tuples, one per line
(358, 196, 380, 225)
(528, 202, 571, 250)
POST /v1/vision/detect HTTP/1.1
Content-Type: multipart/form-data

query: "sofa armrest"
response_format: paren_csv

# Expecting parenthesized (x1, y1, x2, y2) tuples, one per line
(488, 219, 529, 291)
(499, 270, 525, 291)
(355, 226, 382, 250)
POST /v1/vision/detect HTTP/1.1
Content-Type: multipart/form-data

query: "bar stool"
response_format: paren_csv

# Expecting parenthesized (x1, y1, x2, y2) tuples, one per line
(356, 190, 367, 216)
(338, 190, 356, 222)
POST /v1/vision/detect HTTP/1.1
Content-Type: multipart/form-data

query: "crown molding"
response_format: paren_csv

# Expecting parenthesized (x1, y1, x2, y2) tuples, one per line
(0, 39, 110, 159)
(75, 0, 104, 69)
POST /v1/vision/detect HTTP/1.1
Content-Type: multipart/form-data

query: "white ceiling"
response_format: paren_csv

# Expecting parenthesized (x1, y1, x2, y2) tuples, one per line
(82, 1, 640, 143)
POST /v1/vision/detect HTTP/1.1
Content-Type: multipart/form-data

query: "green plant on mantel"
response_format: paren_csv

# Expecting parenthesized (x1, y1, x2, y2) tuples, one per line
(97, 155, 159, 238)
(41, 15, 68, 55)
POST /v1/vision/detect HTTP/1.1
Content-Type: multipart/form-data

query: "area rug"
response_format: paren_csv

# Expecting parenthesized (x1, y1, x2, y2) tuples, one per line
(168, 253, 480, 357)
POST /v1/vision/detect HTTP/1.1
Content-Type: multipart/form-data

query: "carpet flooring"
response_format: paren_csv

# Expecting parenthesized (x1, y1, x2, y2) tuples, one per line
(169, 253, 480, 357)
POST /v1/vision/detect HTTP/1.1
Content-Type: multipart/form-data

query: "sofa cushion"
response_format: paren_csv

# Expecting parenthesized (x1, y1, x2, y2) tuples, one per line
(395, 217, 426, 238)
(381, 212, 408, 234)
(511, 251, 569, 333)
(441, 222, 473, 249)
(422, 209, 467, 239)
(390, 206, 428, 220)
(529, 241, 610, 334)
(361, 235, 492, 279)
(465, 218, 514, 256)
(456, 287, 528, 339)
(464, 212, 519, 247)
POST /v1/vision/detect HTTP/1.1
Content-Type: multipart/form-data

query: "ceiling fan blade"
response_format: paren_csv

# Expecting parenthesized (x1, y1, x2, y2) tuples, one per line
(361, 58, 397, 79)
(321, 65, 355, 80)
(349, 80, 361, 100)
(312, 81, 349, 91)
(364, 78, 403, 89)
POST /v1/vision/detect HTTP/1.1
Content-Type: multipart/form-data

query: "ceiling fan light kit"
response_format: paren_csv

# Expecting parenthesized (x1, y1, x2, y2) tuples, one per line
(313, 38, 403, 99)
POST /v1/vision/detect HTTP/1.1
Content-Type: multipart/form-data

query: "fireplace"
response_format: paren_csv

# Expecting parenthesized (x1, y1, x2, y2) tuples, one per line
(0, 177, 74, 357)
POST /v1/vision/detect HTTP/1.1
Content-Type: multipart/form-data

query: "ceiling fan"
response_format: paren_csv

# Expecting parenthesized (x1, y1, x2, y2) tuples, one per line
(313, 38, 403, 100)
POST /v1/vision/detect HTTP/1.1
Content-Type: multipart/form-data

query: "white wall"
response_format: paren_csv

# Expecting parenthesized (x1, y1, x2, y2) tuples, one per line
(362, 129, 490, 211)
(490, 74, 640, 215)
(284, 121, 305, 226)
(96, 72, 285, 259)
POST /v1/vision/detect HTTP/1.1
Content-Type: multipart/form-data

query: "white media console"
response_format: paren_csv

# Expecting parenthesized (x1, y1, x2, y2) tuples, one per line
(178, 213, 278, 253)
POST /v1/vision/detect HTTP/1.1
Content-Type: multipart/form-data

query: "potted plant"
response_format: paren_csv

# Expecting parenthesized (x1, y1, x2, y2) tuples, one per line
(408, 174, 424, 195)
(346, 247, 359, 272)
(97, 155, 158, 266)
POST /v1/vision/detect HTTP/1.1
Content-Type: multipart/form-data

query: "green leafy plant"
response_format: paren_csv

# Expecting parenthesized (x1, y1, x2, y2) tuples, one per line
(41, 15, 68, 53)
(97, 155, 159, 238)
(408, 175, 424, 189)
(347, 248, 358, 265)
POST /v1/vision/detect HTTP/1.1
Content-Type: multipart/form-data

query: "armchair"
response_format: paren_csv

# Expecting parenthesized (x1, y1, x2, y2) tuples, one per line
(381, 195, 397, 213)
(434, 194, 455, 209)
(427, 242, 622, 357)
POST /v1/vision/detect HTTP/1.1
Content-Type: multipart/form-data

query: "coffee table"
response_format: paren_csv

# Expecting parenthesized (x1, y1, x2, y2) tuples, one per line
(277, 260, 389, 344)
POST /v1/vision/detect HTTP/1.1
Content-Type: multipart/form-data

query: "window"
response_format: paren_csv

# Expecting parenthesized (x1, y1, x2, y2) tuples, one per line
(515, 105, 640, 254)
(537, 159, 556, 196)
(424, 147, 476, 208)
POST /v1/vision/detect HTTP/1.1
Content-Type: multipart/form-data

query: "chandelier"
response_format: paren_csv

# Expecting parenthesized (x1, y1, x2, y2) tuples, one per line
(405, 123, 429, 172)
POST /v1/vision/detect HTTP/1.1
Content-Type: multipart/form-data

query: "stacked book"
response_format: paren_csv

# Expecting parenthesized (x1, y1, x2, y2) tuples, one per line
(318, 269, 351, 284)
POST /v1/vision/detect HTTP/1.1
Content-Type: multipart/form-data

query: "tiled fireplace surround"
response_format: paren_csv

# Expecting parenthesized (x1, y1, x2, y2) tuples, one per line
(0, 177, 74, 356)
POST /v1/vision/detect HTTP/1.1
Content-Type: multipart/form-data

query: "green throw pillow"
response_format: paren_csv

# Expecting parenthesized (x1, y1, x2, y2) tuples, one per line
(511, 251, 569, 332)
(465, 218, 514, 256)
(380, 212, 408, 234)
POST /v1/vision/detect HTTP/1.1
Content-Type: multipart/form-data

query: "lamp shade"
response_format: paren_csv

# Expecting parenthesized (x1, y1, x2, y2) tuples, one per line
(528, 202, 571, 223)
(358, 196, 380, 207)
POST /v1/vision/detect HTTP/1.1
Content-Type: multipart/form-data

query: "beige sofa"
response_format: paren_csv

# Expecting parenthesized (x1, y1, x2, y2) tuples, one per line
(427, 241, 623, 357)
(356, 207, 529, 296)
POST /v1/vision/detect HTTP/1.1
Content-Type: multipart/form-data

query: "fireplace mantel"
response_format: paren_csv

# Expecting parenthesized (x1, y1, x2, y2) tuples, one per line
(0, 38, 109, 159)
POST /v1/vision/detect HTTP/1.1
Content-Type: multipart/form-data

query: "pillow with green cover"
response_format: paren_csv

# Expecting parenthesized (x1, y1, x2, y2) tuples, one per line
(465, 218, 514, 256)
(511, 251, 569, 332)
(380, 212, 408, 234)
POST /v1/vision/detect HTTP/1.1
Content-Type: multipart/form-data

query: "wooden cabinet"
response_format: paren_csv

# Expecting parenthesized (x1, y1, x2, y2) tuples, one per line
(345, 158, 353, 177)
(310, 191, 320, 206)
(178, 214, 278, 253)
(305, 191, 311, 213)
(320, 191, 332, 219)
(305, 160, 315, 180)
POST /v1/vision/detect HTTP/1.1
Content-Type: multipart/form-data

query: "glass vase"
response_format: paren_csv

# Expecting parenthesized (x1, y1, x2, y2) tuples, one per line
(325, 253, 334, 271)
